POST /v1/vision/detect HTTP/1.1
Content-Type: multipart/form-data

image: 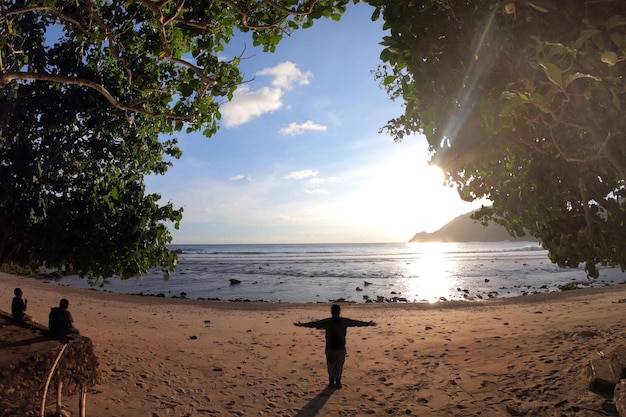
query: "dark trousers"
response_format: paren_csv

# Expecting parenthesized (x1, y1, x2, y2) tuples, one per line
(325, 348, 346, 383)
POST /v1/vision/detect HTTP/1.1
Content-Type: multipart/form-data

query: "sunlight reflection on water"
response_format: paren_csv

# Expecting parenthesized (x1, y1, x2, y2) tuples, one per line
(399, 242, 461, 302)
(53, 242, 626, 303)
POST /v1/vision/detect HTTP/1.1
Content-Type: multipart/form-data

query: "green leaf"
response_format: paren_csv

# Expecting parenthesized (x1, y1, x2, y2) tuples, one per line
(383, 75, 396, 86)
(575, 29, 601, 49)
(371, 7, 381, 21)
(606, 15, 626, 31)
(610, 88, 623, 111)
(608, 32, 624, 48)
(500, 93, 529, 117)
(601, 51, 618, 66)
(540, 63, 563, 89)
(564, 72, 601, 89)
(524, 0, 549, 13)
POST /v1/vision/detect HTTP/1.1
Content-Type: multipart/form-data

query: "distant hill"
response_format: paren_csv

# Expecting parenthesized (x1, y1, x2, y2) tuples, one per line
(409, 211, 539, 243)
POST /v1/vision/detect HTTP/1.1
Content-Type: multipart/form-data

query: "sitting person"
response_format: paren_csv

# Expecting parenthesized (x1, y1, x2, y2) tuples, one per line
(11, 288, 28, 322)
(49, 298, 80, 335)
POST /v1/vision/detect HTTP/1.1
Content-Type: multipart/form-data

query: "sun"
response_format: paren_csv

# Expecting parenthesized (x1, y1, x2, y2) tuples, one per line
(324, 142, 485, 243)
(422, 165, 446, 191)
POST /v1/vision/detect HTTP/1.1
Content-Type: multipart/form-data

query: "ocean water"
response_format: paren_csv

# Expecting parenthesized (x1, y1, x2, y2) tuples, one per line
(53, 242, 626, 303)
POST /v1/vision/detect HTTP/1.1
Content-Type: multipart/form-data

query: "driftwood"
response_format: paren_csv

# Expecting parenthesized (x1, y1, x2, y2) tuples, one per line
(0, 311, 100, 416)
(40, 343, 67, 417)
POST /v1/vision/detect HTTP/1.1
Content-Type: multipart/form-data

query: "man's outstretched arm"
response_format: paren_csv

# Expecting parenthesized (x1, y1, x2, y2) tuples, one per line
(294, 319, 328, 329)
(344, 318, 376, 327)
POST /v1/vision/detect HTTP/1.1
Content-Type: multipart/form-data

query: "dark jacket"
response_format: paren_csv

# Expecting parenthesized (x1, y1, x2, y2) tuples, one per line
(11, 297, 26, 321)
(300, 317, 373, 350)
(49, 307, 73, 334)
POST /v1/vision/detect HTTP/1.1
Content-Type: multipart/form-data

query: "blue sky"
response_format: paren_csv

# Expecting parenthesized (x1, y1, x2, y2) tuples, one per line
(147, 3, 485, 244)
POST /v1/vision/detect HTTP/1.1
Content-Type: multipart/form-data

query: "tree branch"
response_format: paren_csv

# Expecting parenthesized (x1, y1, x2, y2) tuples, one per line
(213, 0, 290, 30)
(262, 0, 322, 16)
(0, 5, 102, 40)
(578, 177, 594, 235)
(0, 71, 194, 121)
(133, 0, 218, 90)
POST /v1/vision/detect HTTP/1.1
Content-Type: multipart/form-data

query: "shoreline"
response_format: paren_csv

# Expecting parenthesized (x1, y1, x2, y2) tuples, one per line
(2, 272, 626, 416)
(10, 272, 626, 306)
(13, 267, 626, 306)
(32, 240, 626, 304)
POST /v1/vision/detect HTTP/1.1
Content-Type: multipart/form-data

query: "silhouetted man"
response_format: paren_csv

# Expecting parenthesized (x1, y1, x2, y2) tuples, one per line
(49, 298, 80, 335)
(11, 288, 27, 321)
(294, 304, 376, 388)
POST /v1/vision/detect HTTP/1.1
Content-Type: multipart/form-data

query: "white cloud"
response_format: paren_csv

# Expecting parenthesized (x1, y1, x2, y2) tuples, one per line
(284, 169, 318, 180)
(230, 174, 246, 181)
(220, 61, 312, 128)
(305, 188, 329, 194)
(309, 176, 340, 184)
(220, 85, 283, 127)
(279, 120, 328, 136)
(256, 61, 312, 90)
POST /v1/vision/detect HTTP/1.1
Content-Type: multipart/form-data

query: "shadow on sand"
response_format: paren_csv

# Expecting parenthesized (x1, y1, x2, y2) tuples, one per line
(3, 335, 52, 347)
(294, 386, 337, 417)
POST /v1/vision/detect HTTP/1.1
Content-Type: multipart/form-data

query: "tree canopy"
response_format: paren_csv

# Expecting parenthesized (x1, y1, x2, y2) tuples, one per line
(372, 0, 626, 277)
(0, 0, 351, 280)
(4, 0, 625, 281)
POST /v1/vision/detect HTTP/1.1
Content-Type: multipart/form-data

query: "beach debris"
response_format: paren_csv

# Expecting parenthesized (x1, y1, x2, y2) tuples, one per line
(505, 404, 525, 416)
(588, 358, 618, 396)
(364, 281, 373, 286)
(558, 281, 591, 291)
(588, 345, 626, 397)
(230, 279, 241, 285)
(356, 287, 363, 291)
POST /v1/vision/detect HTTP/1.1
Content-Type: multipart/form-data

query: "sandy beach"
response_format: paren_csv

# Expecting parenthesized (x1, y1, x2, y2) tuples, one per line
(2, 272, 626, 417)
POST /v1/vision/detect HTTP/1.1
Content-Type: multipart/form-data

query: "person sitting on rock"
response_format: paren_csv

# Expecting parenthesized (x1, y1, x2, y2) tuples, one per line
(11, 288, 28, 322)
(49, 298, 80, 335)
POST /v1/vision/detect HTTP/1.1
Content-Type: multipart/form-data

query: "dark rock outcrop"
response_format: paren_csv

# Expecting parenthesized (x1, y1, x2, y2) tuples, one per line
(409, 211, 539, 243)
(0, 311, 100, 416)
